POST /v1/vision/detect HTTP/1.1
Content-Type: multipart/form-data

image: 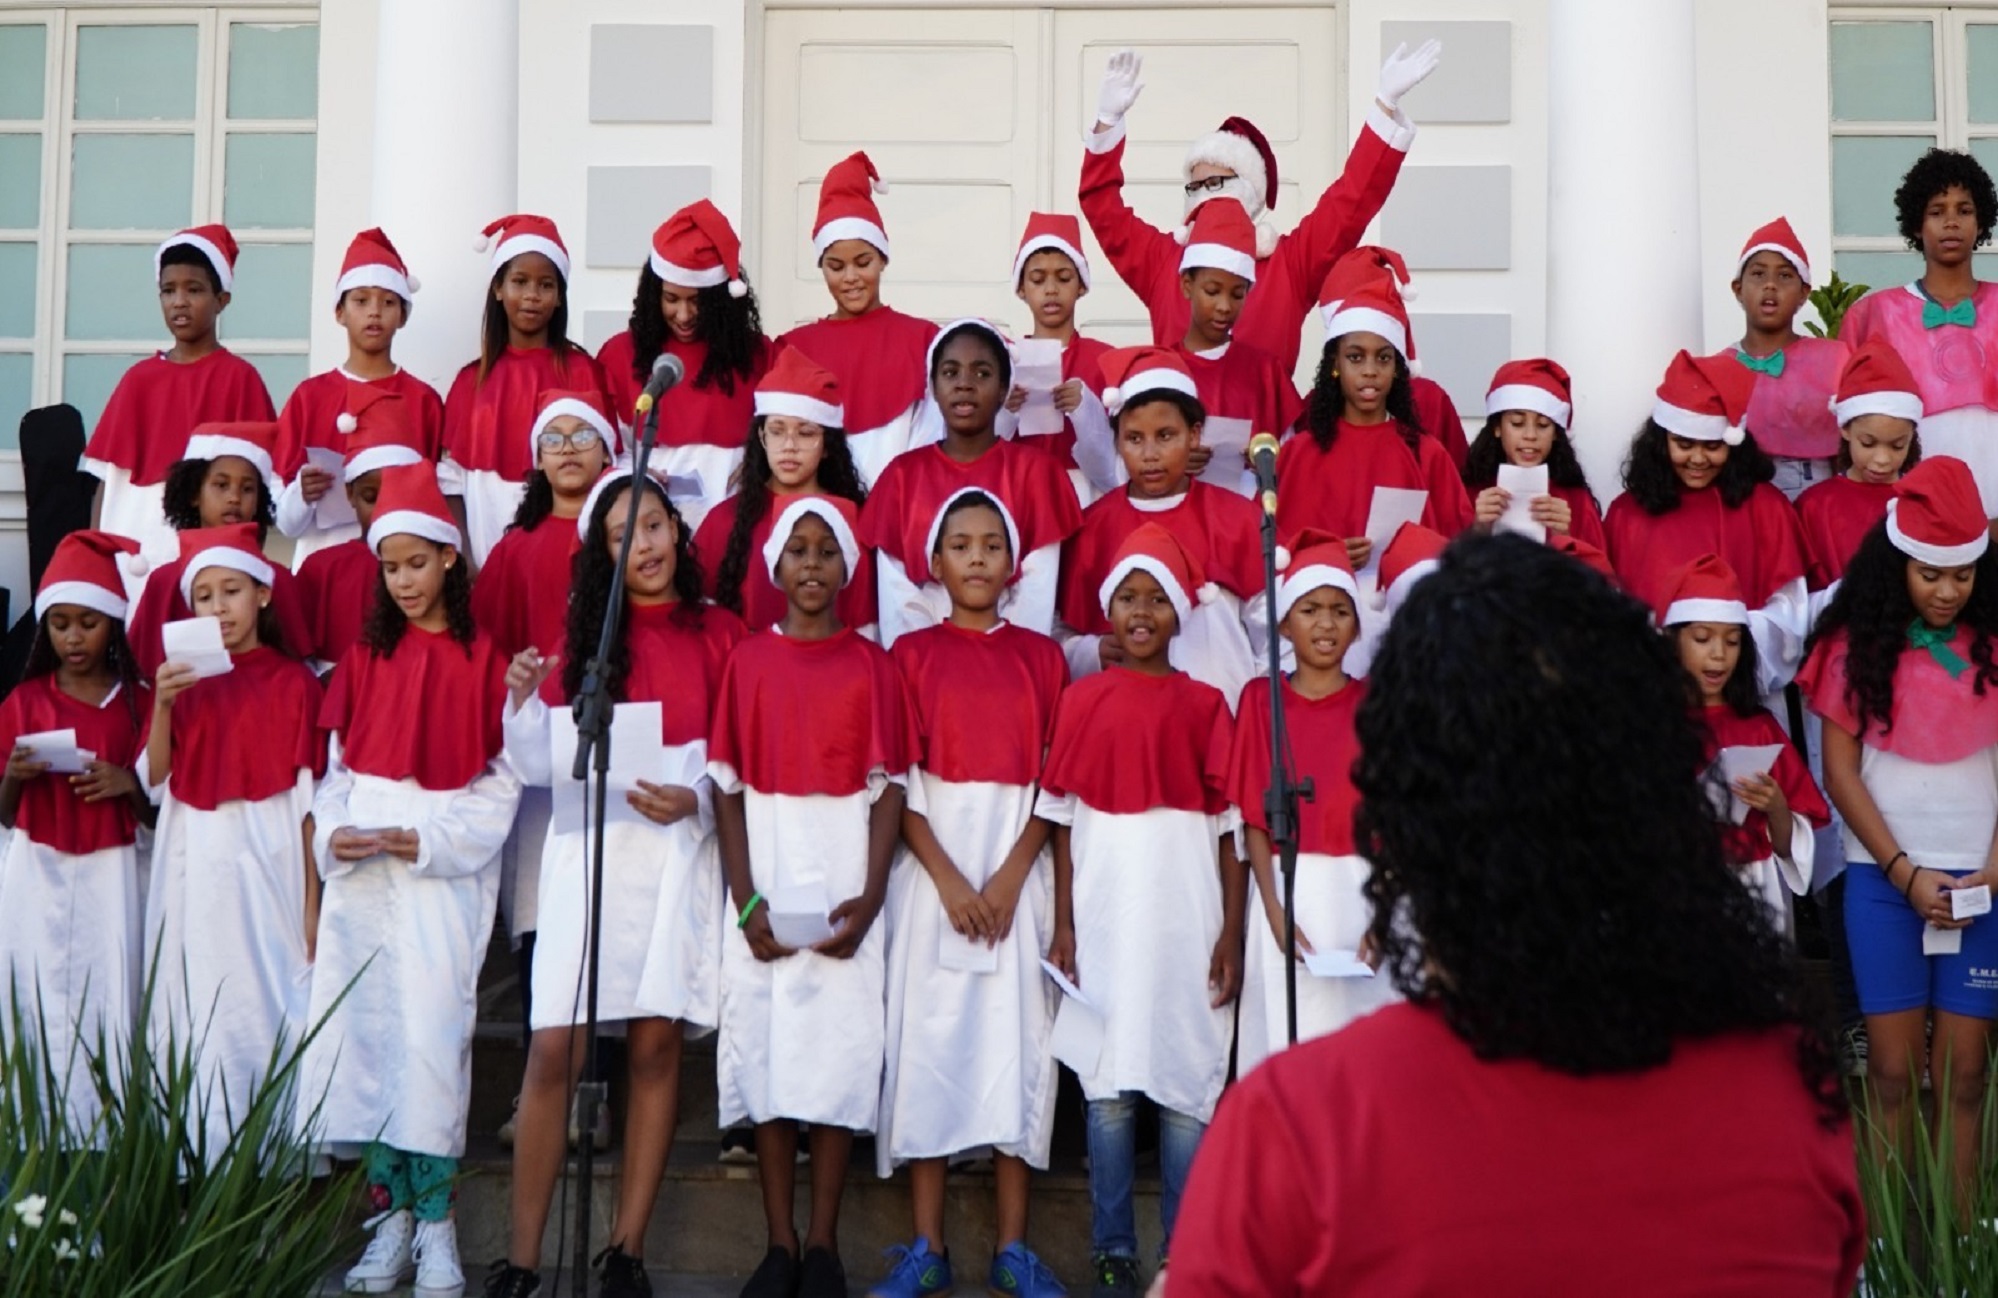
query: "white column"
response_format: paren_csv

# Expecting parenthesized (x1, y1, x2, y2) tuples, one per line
(1547, 0, 1703, 502)
(370, 0, 520, 393)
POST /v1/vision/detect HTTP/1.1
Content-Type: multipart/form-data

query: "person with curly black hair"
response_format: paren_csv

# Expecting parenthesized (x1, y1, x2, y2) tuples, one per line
(1463, 357, 1606, 548)
(1799, 455, 1998, 1219)
(1167, 532, 1863, 1298)
(1843, 147, 1998, 520)
(1606, 350, 1810, 696)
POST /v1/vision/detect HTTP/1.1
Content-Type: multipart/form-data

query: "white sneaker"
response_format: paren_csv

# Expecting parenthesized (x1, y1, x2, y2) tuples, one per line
(343, 1209, 414, 1294)
(412, 1217, 465, 1298)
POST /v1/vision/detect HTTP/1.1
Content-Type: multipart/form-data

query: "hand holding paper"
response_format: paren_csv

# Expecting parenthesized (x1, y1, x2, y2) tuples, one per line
(1494, 464, 1549, 541)
(1361, 487, 1428, 579)
(160, 617, 234, 680)
(1012, 339, 1066, 438)
(13, 730, 91, 776)
(1717, 744, 1786, 824)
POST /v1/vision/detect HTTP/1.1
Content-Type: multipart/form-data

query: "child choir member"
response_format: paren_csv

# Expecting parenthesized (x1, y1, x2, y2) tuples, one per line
(1007, 213, 1119, 500)
(1464, 358, 1607, 549)
(1798, 341, 1924, 611)
(1724, 218, 1849, 500)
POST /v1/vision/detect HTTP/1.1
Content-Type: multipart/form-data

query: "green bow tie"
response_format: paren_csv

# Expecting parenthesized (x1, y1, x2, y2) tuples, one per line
(1909, 618, 1970, 678)
(1735, 350, 1785, 378)
(1923, 298, 1977, 329)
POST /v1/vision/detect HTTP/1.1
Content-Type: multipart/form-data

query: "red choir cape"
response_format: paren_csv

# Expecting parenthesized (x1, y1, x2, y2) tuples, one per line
(127, 554, 315, 678)
(1229, 676, 1365, 857)
(595, 331, 770, 444)
(1799, 627, 1998, 764)
(1294, 380, 1469, 469)
(537, 602, 747, 750)
(774, 307, 937, 435)
(1841, 282, 1998, 417)
(271, 367, 444, 482)
(1180, 341, 1303, 440)
(1059, 483, 1263, 635)
(1273, 420, 1473, 545)
(442, 345, 611, 480)
(1604, 483, 1806, 615)
(471, 517, 579, 660)
(1723, 337, 1849, 462)
(1697, 704, 1829, 867)
(152, 645, 326, 810)
(1796, 475, 1892, 590)
(1027, 331, 1115, 472)
(892, 620, 1068, 787)
(1078, 116, 1405, 375)
(708, 627, 914, 796)
(83, 349, 276, 485)
(692, 493, 878, 632)
(1039, 667, 1232, 816)
(0, 676, 146, 854)
(321, 626, 508, 791)
(861, 440, 1084, 584)
(1462, 475, 1608, 552)
(295, 537, 380, 665)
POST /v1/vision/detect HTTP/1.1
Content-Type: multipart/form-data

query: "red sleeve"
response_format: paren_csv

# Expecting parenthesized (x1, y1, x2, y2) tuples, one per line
(269, 566, 315, 664)
(1773, 738, 1830, 829)
(82, 363, 150, 469)
(1203, 689, 1236, 814)
(859, 458, 910, 556)
(127, 571, 175, 680)
(441, 362, 480, 464)
(707, 643, 748, 772)
(1263, 114, 1409, 327)
(1227, 678, 1272, 831)
(1748, 486, 1809, 605)
(1421, 439, 1475, 536)
(869, 644, 917, 778)
(1565, 488, 1608, 552)
(1168, 1069, 1322, 1296)
(295, 666, 329, 778)
(0, 688, 28, 757)
(1077, 134, 1178, 324)
(1414, 377, 1470, 471)
(271, 377, 317, 480)
(318, 649, 358, 736)
(469, 538, 519, 655)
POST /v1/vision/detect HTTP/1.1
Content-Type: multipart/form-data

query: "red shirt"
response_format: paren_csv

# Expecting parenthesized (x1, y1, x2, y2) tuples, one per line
(1229, 676, 1365, 857)
(1170, 1003, 1864, 1297)
(861, 440, 1083, 584)
(442, 345, 610, 480)
(892, 620, 1067, 787)
(1795, 474, 1892, 590)
(0, 676, 146, 854)
(1604, 483, 1806, 616)
(127, 556, 315, 679)
(1179, 341, 1301, 443)
(693, 493, 879, 633)
(154, 645, 325, 810)
(471, 516, 580, 660)
(1274, 420, 1473, 545)
(774, 308, 938, 438)
(1039, 668, 1232, 816)
(82, 349, 275, 485)
(272, 367, 444, 482)
(1059, 484, 1263, 636)
(595, 331, 770, 444)
(709, 628, 914, 796)
(1699, 704, 1830, 867)
(294, 537, 379, 665)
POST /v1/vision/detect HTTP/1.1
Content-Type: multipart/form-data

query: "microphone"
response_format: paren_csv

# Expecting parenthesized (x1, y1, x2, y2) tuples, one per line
(633, 353, 686, 417)
(1248, 431, 1281, 518)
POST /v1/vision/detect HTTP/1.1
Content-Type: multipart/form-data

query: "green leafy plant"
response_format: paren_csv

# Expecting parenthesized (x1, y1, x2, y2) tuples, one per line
(1852, 1073, 1998, 1296)
(1806, 271, 1871, 341)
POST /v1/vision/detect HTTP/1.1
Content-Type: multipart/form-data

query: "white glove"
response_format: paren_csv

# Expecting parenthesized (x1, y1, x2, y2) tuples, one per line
(1376, 38, 1442, 110)
(1096, 50, 1145, 128)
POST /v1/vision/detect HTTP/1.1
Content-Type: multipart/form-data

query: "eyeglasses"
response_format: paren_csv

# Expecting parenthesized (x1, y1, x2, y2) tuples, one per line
(537, 427, 603, 452)
(1184, 173, 1237, 196)
(762, 424, 823, 447)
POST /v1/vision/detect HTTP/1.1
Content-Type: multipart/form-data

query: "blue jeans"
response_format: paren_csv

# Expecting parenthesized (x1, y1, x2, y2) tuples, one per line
(1085, 1093, 1206, 1260)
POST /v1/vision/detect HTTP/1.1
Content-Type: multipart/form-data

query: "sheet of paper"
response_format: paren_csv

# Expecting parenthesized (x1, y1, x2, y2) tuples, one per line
(938, 926, 999, 974)
(663, 473, 706, 501)
(1196, 416, 1254, 494)
(14, 729, 90, 774)
(1718, 744, 1786, 824)
(1301, 947, 1376, 980)
(1952, 884, 1993, 921)
(1013, 339, 1066, 438)
(1039, 957, 1092, 1006)
(304, 447, 357, 529)
(1924, 922, 1964, 956)
(550, 701, 670, 836)
(1362, 487, 1429, 579)
(1494, 463, 1549, 542)
(160, 617, 234, 679)
(768, 883, 835, 949)
(1048, 996, 1105, 1074)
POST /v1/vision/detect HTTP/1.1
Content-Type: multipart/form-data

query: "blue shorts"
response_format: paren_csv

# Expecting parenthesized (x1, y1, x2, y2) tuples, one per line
(1845, 860, 1998, 1019)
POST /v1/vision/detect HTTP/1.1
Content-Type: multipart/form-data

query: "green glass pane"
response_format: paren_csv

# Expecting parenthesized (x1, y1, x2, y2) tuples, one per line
(69, 133, 193, 231)
(74, 25, 197, 121)
(0, 25, 47, 120)
(220, 243, 311, 340)
(0, 353, 30, 450)
(228, 24, 318, 120)
(0, 135, 39, 228)
(0, 243, 34, 338)
(1971, 27, 1998, 124)
(224, 133, 315, 229)
(243, 352, 307, 407)
(66, 244, 163, 341)
(1832, 251, 1922, 298)
(1833, 135, 1934, 238)
(1831, 22, 1936, 123)
(64, 351, 148, 435)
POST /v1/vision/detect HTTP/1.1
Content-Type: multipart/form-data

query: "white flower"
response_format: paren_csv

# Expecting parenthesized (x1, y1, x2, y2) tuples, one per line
(56, 1209, 76, 1228)
(52, 1237, 78, 1262)
(11, 1194, 45, 1229)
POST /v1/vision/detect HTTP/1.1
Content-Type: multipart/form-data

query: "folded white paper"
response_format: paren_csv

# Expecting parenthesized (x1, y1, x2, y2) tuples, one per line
(160, 617, 234, 679)
(663, 473, 706, 501)
(1494, 463, 1549, 542)
(1197, 416, 1255, 494)
(1718, 744, 1786, 825)
(1301, 947, 1376, 979)
(1924, 922, 1963, 956)
(1362, 486, 1429, 579)
(305, 447, 358, 528)
(1013, 339, 1066, 439)
(1951, 884, 1993, 921)
(768, 882, 835, 949)
(1040, 957, 1092, 1006)
(550, 701, 672, 836)
(938, 925, 999, 974)
(1045, 971, 1105, 1074)
(14, 729, 92, 774)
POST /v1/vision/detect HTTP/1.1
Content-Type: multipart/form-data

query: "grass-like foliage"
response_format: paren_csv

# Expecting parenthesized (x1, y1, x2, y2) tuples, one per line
(1854, 1072, 1998, 1297)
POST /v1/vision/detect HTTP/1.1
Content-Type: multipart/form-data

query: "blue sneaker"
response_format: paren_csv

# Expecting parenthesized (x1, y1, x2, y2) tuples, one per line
(867, 1238, 953, 1298)
(988, 1242, 1066, 1297)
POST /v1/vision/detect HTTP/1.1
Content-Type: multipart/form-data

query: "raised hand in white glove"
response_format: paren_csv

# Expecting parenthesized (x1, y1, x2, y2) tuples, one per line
(1095, 50, 1145, 129)
(1376, 38, 1443, 111)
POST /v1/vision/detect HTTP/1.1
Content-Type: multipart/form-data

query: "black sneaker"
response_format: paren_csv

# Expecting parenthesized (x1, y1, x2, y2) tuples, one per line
(1089, 1253, 1142, 1298)
(798, 1245, 847, 1298)
(719, 1125, 757, 1164)
(741, 1245, 800, 1298)
(483, 1260, 542, 1298)
(595, 1243, 653, 1297)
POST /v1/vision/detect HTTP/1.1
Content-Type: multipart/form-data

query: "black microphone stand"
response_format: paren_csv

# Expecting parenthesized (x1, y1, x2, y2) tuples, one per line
(1255, 463, 1314, 1046)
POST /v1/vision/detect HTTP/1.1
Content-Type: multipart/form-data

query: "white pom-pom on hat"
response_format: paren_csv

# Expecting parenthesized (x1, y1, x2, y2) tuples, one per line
(1408, 358, 1424, 378)
(1723, 424, 1745, 446)
(336, 412, 359, 434)
(1273, 545, 1292, 569)
(405, 273, 422, 294)
(872, 175, 889, 195)
(1174, 224, 1193, 247)
(1196, 582, 1221, 607)
(728, 278, 748, 299)
(1400, 279, 1419, 303)
(1103, 386, 1125, 417)
(473, 232, 492, 253)
(120, 553, 150, 580)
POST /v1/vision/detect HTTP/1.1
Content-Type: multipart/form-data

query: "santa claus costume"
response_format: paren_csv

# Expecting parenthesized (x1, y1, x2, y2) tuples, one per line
(440, 214, 611, 565)
(1009, 213, 1119, 501)
(142, 523, 325, 1163)
(1466, 358, 1608, 551)
(0, 533, 150, 1133)
(774, 153, 940, 488)
(1798, 341, 1924, 614)
(82, 224, 275, 569)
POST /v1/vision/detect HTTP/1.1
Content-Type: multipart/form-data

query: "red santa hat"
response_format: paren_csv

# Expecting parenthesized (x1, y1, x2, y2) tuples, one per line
(366, 462, 463, 555)
(476, 213, 571, 280)
(1183, 116, 1280, 259)
(651, 199, 748, 298)
(1887, 455, 1990, 567)
(763, 494, 864, 587)
(36, 530, 145, 622)
(1317, 245, 1418, 317)
(335, 227, 418, 302)
(1375, 521, 1447, 614)
(924, 318, 1013, 380)
(813, 152, 890, 260)
(1485, 358, 1573, 429)
(1098, 344, 1199, 419)
(1275, 528, 1361, 623)
(1650, 350, 1754, 446)
(1178, 198, 1260, 285)
(1656, 553, 1749, 627)
(755, 346, 844, 428)
(183, 420, 279, 489)
(1013, 212, 1091, 289)
(1552, 533, 1618, 586)
(1098, 521, 1218, 622)
(1735, 216, 1811, 284)
(531, 389, 620, 466)
(922, 486, 1022, 575)
(156, 223, 239, 292)
(1319, 251, 1422, 378)
(177, 522, 273, 604)
(338, 385, 425, 482)
(1833, 340, 1924, 427)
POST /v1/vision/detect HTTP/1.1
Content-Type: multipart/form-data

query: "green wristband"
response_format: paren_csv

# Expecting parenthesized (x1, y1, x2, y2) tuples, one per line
(737, 892, 765, 929)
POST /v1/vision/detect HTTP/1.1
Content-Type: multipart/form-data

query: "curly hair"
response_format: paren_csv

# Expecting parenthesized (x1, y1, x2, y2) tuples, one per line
(1806, 521, 1998, 737)
(1354, 533, 1843, 1118)
(1303, 336, 1423, 455)
(359, 545, 475, 657)
(1462, 414, 1595, 494)
(1895, 147, 1998, 253)
(509, 471, 558, 533)
(20, 616, 145, 730)
(1620, 420, 1775, 514)
(161, 456, 274, 541)
(561, 475, 707, 701)
(625, 265, 766, 398)
(713, 417, 867, 617)
(929, 321, 1013, 391)
(1668, 622, 1763, 718)
(478, 259, 581, 383)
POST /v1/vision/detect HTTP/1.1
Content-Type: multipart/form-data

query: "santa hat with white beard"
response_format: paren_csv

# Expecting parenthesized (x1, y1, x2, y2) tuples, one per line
(1181, 116, 1281, 260)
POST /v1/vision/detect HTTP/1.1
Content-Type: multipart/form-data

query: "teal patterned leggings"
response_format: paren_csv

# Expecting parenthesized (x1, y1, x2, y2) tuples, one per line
(362, 1142, 458, 1222)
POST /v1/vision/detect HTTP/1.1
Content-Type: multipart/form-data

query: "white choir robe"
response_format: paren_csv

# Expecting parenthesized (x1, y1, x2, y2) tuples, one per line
(1235, 852, 1398, 1077)
(846, 403, 922, 493)
(876, 546, 1063, 651)
(1748, 576, 1811, 697)
(435, 457, 528, 569)
(1740, 832, 1816, 938)
(711, 760, 898, 1131)
(298, 742, 519, 1157)
(1032, 790, 1236, 1124)
(1918, 407, 1998, 515)
(654, 441, 743, 537)
(497, 786, 553, 943)
(82, 461, 177, 580)
(273, 478, 362, 570)
(875, 770, 1057, 1176)
(1056, 588, 1269, 714)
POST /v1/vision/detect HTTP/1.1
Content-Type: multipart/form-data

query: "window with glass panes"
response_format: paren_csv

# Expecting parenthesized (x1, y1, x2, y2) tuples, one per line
(0, 8, 316, 451)
(1831, 9, 1998, 294)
